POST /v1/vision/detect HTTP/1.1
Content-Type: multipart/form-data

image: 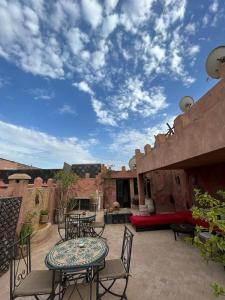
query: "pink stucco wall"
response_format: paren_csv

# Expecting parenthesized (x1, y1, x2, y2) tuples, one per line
(0, 158, 34, 169)
(135, 63, 225, 211)
(136, 64, 225, 174)
(0, 175, 58, 234)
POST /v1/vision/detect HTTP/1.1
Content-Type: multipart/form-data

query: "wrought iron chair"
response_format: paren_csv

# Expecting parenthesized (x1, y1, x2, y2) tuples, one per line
(79, 218, 93, 237)
(90, 221, 105, 238)
(61, 265, 101, 300)
(89, 203, 97, 212)
(98, 226, 134, 299)
(10, 234, 59, 300)
(65, 214, 81, 240)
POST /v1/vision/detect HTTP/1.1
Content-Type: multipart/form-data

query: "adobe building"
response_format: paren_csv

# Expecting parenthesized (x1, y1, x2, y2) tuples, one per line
(0, 158, 37, 170)
(0, 161, 138, 210)
(66, 163, 138, 210)
(135, 61, 225, 213)
(101, 166, 138, 209)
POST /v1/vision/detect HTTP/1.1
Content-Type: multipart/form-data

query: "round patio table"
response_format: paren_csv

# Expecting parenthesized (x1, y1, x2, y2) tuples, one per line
(45, 237, 108, 270)
(69, 211, 96, 222)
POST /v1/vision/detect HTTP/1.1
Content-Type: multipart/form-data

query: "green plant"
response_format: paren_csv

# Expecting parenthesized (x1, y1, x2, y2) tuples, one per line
(40, 209, 48, 215)
(19, 223, 33, 245)
(54, 170, 79, 211)
(67, 198, 79, 211)
(19, 210, 36, 245)
(192, 189, 225, 297)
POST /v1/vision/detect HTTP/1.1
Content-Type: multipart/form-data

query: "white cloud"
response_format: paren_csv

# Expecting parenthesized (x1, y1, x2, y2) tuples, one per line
(90, 78, 168, 126)
(154, 0, 186, 40)
(105, 0, 119, 14)
(91, 98, 117, 126)
(0, 76, 9, 88)
(112, 78, 168, 118)
(109, 115, 175, 160)
(209, 0, 219, 13)
(81, 0, 103, 29)
(0, 120, 97, 168)
(185, 23, 196, 35)
(30, 88, 55, 100)
(66, 28, 89, 55)
(187, 45, 200, 57)
(202, 14, 209, 26)
(121, 0, 155, 28)
(73, 81, 94, 96)
(59, 104, 76, 115)
(0, 0, 203, 128)
(101, 14, 119, 37)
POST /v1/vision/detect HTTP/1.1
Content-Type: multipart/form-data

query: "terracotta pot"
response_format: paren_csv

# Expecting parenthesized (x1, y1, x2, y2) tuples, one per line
(54, 208, 66, 224)
(39, 214, 48, 224)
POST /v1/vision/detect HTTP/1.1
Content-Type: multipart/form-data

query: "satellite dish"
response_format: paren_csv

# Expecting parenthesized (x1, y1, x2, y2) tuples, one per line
(179, 96, 194, 112)
(129, 156, 136, 170)
(206, 46, 225, 79)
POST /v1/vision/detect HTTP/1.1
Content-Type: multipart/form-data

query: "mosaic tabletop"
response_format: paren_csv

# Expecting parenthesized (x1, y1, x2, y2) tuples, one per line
(69, 211, 96, 221)
(45, 238, 108, 270)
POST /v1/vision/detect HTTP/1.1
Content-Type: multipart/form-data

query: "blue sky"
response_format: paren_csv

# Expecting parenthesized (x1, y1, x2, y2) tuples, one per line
(0, 0, 224, 169)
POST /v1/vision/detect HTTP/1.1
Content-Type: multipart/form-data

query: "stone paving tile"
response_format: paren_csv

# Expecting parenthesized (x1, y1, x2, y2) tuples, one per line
(0, 216, 224, 300)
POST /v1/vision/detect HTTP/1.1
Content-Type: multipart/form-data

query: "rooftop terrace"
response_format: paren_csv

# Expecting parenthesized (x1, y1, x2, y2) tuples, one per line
(0, 213, 224, 300)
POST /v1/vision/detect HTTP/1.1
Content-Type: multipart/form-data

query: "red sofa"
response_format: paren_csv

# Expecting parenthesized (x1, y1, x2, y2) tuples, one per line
(129, 211, 208, 232)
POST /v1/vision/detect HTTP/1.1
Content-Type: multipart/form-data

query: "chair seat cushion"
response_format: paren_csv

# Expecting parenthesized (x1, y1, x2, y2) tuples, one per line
(58, 223, 66, 229)
(92, 221, 105, 228)
(99, 259, 127, 280)
(63, 283, 96, 300)
(14, 270, 59, 296)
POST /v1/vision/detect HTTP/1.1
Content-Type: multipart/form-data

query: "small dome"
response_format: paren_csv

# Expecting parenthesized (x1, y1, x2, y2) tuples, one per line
(8, 173, 31, 180)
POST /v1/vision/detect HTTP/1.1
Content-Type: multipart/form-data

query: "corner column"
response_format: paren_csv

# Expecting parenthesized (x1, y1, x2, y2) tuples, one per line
(137, 173, 145, 205)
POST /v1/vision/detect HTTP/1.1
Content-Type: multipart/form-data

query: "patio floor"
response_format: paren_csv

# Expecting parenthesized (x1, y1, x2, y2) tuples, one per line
(0, 216, 224, 299)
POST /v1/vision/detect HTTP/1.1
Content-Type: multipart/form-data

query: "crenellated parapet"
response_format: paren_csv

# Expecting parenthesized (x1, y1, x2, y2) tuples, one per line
(136, 63, 225, 174)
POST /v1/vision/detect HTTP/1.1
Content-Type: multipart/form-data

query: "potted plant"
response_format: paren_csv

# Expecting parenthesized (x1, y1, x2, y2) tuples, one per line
(39, 209, 49, 224)
(54, 170, 79, 223)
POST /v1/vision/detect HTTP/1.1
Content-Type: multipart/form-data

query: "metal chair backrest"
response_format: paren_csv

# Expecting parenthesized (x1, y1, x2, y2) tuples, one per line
(79, 218, 92, 237)
(89, 203, 97, 212)
(65, 214, 81, 240)
(121, 226, 134, 274)
(10, 234, 31, 300)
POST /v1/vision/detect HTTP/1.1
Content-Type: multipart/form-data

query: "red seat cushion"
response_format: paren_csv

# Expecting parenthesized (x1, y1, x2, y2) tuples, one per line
(130, 211, 190, 227)
(187, 215, 209, 228)
(129, 210, 209, 228)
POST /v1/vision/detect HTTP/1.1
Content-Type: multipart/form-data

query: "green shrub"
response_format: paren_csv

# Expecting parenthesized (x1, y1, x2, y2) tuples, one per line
(19, 223, 33, 245)
(192, 189, 225, 297)
(54, 170, 79, 211)
(40, 209, 48, 215)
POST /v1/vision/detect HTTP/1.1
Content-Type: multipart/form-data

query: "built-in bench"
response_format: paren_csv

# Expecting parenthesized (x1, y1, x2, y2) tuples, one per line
(129, 211, 208, 232)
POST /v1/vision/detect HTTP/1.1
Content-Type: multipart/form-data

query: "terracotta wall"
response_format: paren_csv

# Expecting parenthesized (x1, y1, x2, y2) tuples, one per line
(136, 64, 225, 174)
(102, 168, 137, 209)
(186, 163, 225, 203)
(145, 169, 191, 213)
(135, 64, 225, 212)
(0, 175, 58, 233)
(0, 158, 33, 170)
(103, 178, 117, 209)
(68, 173, 102, 202)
